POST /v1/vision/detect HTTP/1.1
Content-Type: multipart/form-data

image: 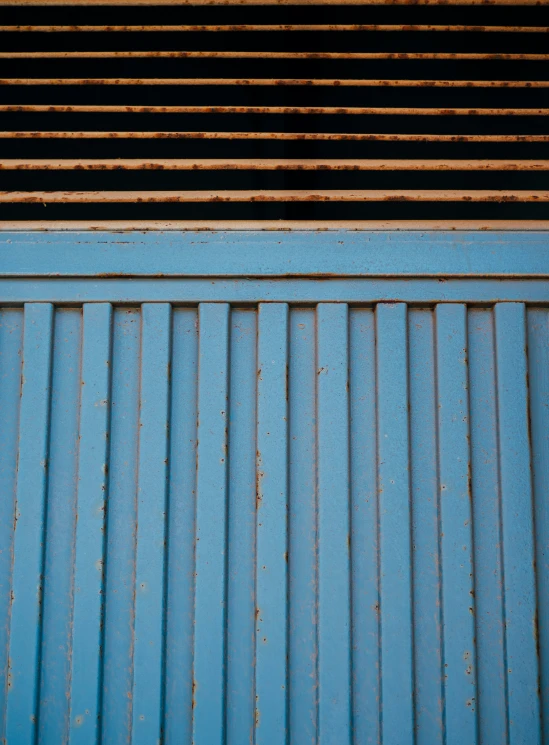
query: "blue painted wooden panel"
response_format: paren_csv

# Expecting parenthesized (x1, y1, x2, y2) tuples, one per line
(0, 257, 548, 744)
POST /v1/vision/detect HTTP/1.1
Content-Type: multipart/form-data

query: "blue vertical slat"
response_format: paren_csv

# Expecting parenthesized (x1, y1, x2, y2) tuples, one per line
(468, 309, 507, 745)
(39, 309, 83, 744)
(435, 303, 478, 744)
(409, 309, 443, 745)
(375, 302, 414, 745)
(2, 292, 548, 745)
(101, 308, 141, 745)
(226, 309, 257, 745)
(494, 303, 541, 745)
(163, 309, 198, 745)
(316, 303, 352, 745)
(132, 304, 172, 744)
(193, 302, 230, 745)
(69, 304, 113, 745)
(255, 303, 289, 743)
(349, 308, 380, 745)
(527, 309, 549, 742)
(317, 303, 351, 745)
(288, 308, 317, 745)
(5, 303, 54, 745)
(0, 308, 23, 741)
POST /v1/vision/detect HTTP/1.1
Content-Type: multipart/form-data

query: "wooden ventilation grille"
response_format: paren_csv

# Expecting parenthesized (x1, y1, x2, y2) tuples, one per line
(0, 0, 548, 223)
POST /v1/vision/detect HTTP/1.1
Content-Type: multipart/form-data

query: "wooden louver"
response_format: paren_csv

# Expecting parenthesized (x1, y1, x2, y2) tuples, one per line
(0, 0, 547, 223)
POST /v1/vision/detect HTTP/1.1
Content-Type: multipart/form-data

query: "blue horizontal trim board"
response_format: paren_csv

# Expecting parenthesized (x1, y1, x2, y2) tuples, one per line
(1, 230, 549, 278)
(1, 278, 549, 304)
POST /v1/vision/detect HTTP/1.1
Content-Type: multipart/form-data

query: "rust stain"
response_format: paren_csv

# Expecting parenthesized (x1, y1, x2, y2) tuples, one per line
(2, 132, 547, 143)
(5, 70, 533, 90)
(2, 190, 546, 204)
(2, 158, 548, 171)
(2, 104, 548, 116)
(256, 471, 264, 509)
(1, 24, 547, 32)
(534, 609, 541, 660)
(0, 0, 546, 6)
(3, 50, 548, 60)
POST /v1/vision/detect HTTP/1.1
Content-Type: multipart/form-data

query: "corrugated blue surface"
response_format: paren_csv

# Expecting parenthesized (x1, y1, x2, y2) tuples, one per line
(0, 299, 547, 744)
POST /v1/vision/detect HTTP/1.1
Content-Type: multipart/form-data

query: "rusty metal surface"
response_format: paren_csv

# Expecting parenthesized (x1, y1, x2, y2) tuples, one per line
(0, 0, 546, 5)
(3, 77, 548, 88)
(0, 24, 548, 32)
(3, 104, 548, 115)
(1, 131, 547, 142)
(2, 158, 548, 170)
(2, 219, 549, 229)
(1, 1, 547, 224)
(2, 189, 548, 202)
(1, 0, 549, 733)
(3, 50, 549, 60)
(4, 78, 549, 88)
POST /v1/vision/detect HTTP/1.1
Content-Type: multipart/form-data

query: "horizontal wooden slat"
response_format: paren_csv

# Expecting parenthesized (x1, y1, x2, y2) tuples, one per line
(2, 158, 548, 170)
(1, 131, 547, 142)
(0, 24, 547, 32)
(1, 190, 547, 203)
(0, 0, 545, 6)
(2, 220, 548, 230)
(3, 105, 548, 115)
(2, 51, 548, 60)
(2, 78, 547, 88)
